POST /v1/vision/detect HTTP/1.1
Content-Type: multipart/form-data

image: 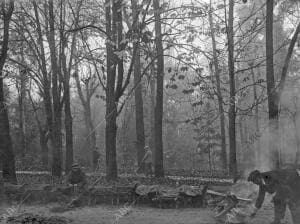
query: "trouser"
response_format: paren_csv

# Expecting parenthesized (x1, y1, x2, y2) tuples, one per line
(273, 198, 300, 224)
(144, 162, 153, 177)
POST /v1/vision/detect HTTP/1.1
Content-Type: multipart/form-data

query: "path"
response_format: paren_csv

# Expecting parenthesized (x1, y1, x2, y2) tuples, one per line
(1, 202, 292, 224)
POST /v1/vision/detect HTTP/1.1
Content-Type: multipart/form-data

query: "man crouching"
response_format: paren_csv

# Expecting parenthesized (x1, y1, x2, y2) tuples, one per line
(248, 169, 300, 224)
(66, 163, 88, 208)
(67, 163, 87, 190)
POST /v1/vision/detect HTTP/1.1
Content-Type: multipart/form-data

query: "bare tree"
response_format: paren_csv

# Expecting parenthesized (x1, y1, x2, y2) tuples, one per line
(104, 0, 118, 180)
(60, 0, 83, 173)
(265, 0, 280, 169)
(208, 4, 227, 170)
(16, 67, 27, 157)
(74, 66, 99, 169)
(46, 0, 63, 176)
(28, 91, 49, 167)
(0, 0, 17, 183)
(154, 0, 164, 177)
(227, 0, 237, 177)
(131, 0, 146, 167)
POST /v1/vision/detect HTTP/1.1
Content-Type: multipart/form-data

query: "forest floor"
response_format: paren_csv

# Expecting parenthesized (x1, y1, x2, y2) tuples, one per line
(0, 201, 293, 224)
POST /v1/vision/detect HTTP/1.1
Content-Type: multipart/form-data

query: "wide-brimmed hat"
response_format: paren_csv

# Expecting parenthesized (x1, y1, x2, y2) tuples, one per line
(144, 146, 150, 150)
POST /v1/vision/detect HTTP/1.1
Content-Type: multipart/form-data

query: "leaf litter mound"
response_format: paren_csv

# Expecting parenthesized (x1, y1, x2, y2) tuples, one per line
(6, 213, 72, 224)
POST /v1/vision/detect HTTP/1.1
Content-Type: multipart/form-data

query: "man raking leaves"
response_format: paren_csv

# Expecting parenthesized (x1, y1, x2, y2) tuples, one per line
(136, 146, 153, 177)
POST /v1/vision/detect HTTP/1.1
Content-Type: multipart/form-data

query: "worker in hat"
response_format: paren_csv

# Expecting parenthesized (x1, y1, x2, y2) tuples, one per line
(66, 163, 87, 190)
(247, 169, 300, 224)
(140, 146, 153, 177)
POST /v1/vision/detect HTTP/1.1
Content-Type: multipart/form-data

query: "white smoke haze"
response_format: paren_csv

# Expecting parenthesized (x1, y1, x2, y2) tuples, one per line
(239, 85, 300, 180)
(255, 126, 272, 172)
(248, 86, 300, 175)
(279, 86, 300, 167)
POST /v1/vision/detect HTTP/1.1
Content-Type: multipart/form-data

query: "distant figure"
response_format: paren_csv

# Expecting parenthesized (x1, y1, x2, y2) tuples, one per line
(141, 146, 153, 177)
(67, 163, 87, 190)
(93, 149, 100, 171)
(248, 169, 300, 224)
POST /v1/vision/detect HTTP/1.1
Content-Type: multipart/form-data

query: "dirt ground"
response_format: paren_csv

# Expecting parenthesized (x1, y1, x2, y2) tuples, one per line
(0, 201, 294, 224)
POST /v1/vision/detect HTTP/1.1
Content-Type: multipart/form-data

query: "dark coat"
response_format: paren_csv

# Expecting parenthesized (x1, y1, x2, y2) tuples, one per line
(255, 169, 300, 208)
(67, 169, 87, 187)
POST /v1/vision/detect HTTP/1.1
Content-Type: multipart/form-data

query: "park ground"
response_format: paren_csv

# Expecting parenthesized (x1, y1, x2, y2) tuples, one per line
(0, 201, 293, 224)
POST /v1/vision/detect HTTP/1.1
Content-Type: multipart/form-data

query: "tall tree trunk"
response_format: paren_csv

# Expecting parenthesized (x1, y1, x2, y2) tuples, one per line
(266, 0, 280, 169)
(40, 129, 49, 167)
(131, 0, 145, 166)
(251, 65, 260, 164)
(42, 92, 53, 167)
(60, 0, 74, 172)
(239, 116, 251, 168)
(0, 0, 17, 183)
(208, 6, 227, 170)
(0, 174, 4, 203)
(74, 71, 95, 169)
(28, 90, 49, 167)
(48, 0, 63, 176)
(85, 103, 95, 168)
(32, 1, 52, 169)
(63, 0, 83, 172)
(105, 0, 118, 180)
(149, 66, 156, 162)
(18, 68, 27, 157)
(251, 67, 259, 133)
(153, 0, 164, 177)
(293, 116, 300, 165)
(64, 82, 73, 172)
(89, 121, 97, 170)
(227, 0, 237, 178)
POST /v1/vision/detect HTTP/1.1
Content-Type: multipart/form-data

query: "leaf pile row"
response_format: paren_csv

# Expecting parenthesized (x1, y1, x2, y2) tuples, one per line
(6, 213, 71, 224)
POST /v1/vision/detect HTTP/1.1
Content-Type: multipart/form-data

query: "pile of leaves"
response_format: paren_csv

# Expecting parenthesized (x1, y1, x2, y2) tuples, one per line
(15, 172, 233, 188)
(15, 156, 48, 171)
(16, 173, 62, 186)
(165, 168, 231, 178)
(6, 213, 71, 224)
(211, 195, 252, 224)
(87, 175, 233, 187)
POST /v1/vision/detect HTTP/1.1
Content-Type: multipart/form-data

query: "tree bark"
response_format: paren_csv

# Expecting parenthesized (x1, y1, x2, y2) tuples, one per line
(208, 6, 227, 170)
(103, 0, 142, 179)
(227, 0, 237, 178)
(266, 0, 280, 169)
(149, 66, 156, 165)
(59, 0, 77, 173)
(47, 0, 63, 176)
(32, 1, 52, 169)
(0, 0, 17, 183)
(293, 116, 300, 165)
(74, 71, 96, 169)
(132, 0, 145, 166)
(277, 21, 300, 98)
(0, 175, 4, 203)
(18, 68, 27, 157)
(64, 81, 73, 172)
(84, 106, 96, 169)
(105, 0, 118, 180)
(28, 90, 49, 167)
(40, 129, 49, 167)
(250, 65, 260, 164)
(153, 0, 164, 177)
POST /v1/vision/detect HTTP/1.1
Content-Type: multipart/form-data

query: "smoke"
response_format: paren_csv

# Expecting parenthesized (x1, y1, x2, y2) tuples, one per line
(247, 87, 300, 176)
(239, 94, 299, 180)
